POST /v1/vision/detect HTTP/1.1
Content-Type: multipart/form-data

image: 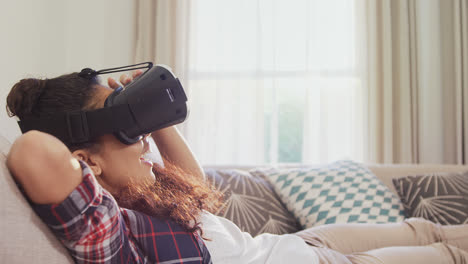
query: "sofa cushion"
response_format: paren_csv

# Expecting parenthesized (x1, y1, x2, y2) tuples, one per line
(393, 171, 468, 225)
(0, 134, 73, 264)
(254, 160, 405, 228)
(204, 168, 301, 236)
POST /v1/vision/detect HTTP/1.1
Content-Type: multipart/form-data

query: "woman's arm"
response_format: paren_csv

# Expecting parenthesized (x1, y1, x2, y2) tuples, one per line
(6, 130, 82, 204)
(151, 126, 206, 180)
(9, 132, 133, 262)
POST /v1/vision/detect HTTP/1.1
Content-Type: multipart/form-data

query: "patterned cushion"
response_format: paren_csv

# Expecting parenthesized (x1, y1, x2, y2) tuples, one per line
(254, 160, 405, 228)
(204, 169, 301, 236)
(393, 172, 468, 225)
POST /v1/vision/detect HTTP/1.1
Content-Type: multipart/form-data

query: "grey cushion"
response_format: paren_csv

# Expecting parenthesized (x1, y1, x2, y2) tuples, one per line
(393, 172, 468, 225)
(204, 168, 301, 236)
(0, 134, 73, 264)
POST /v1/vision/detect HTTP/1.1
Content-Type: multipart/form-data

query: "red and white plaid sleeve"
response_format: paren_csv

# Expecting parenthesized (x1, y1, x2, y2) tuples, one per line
(32, 161, 135, 263)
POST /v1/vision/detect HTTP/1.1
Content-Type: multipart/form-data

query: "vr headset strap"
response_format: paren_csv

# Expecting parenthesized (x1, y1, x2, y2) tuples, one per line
(18, 104, 138, 145)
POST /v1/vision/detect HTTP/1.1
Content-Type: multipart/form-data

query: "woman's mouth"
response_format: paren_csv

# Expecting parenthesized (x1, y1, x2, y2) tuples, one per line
(140, 157, 154, 167)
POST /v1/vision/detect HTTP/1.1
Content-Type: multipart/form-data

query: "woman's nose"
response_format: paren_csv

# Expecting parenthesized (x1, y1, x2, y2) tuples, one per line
(142, 134, 152, 153)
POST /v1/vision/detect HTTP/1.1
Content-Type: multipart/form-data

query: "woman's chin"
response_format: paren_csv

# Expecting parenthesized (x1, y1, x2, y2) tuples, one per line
(148, 170, 156, 181)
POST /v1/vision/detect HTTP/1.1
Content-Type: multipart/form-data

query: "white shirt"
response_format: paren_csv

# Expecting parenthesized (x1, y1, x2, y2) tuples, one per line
(200, 212, 319, 264)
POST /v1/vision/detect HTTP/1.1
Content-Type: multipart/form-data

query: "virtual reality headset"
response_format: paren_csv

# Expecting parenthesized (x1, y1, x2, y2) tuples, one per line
(18, 62, 188, 145)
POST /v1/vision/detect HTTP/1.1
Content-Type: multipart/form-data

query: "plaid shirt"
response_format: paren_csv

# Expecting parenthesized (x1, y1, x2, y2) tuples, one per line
(31, 161, 212, 264)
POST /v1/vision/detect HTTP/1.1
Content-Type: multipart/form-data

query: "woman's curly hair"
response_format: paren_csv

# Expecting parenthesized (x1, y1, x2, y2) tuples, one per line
(114, 160, 222, 238)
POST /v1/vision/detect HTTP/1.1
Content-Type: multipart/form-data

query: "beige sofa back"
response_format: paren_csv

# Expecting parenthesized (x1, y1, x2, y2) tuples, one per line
(368, 164, 468, 194)
(0, 135, 73, 264)
(206, 164, 468, 196)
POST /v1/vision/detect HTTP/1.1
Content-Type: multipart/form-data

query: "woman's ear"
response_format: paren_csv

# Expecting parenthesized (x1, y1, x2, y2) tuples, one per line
(72, 149, 102, 176)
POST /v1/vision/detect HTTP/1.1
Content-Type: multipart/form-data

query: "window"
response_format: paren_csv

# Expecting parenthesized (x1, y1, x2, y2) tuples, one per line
(185, 0, 364, 165)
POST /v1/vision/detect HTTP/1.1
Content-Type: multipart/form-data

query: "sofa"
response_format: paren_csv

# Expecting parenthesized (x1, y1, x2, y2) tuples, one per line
(1, 133, 468, 264)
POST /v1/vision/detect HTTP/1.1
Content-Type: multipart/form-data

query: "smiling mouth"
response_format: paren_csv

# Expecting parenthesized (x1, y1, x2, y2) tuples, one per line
(140, 156, 154, 167)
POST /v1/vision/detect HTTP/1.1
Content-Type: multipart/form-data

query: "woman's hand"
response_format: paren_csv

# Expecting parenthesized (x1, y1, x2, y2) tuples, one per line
(107, 69, 143, 89)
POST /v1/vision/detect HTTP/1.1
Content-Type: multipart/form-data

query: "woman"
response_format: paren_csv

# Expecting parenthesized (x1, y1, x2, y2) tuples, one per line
(5, 68, 468, 264)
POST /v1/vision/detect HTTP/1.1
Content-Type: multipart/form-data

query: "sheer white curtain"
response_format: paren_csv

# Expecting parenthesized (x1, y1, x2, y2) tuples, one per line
(135, 0, 365, 166)
(357, 0, 468, 164)
(184, 0, 365, 166)
(135, 0, 468, 166)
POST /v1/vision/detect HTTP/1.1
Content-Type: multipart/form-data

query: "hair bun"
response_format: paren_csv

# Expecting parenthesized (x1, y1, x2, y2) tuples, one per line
(6, 78, 47, 119)
(78, 68, 97, 78)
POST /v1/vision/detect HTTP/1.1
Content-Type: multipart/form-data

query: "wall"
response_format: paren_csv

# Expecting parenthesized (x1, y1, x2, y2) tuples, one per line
(0, 0, 136, 142)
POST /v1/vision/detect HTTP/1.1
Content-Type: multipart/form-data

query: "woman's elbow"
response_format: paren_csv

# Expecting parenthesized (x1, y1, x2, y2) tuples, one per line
(7, 130, 44, 180)
(7, 130, 82, 204)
